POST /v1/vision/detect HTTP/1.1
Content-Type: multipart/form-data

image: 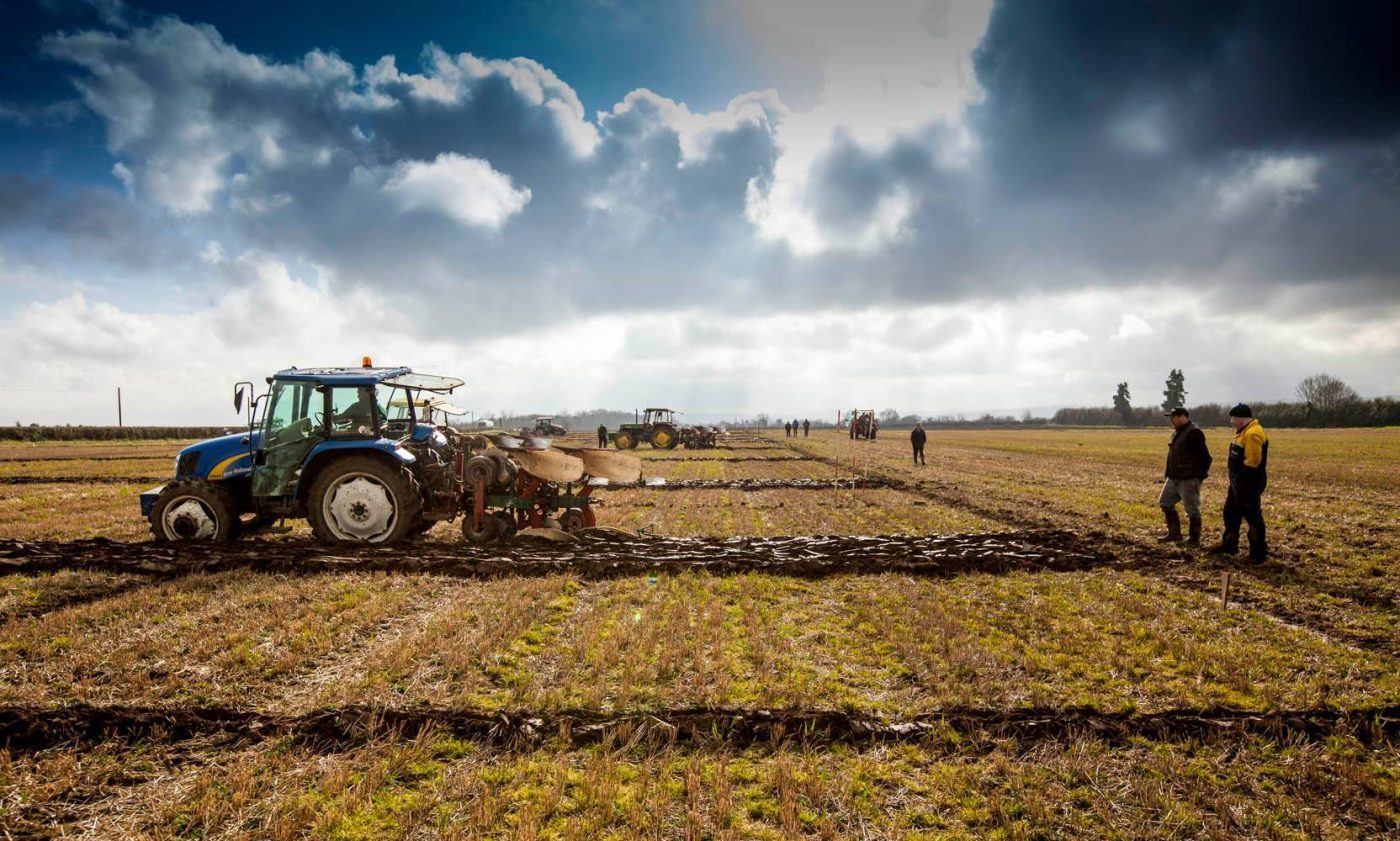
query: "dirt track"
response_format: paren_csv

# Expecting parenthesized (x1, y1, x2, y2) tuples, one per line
(0, 529, 1115, 583)
(3, 702, 1394, 754)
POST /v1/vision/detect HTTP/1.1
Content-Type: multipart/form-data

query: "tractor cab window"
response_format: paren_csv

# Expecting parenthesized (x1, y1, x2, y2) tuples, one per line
(329, 386, 381, 438)
(263, 381, 317, 445)
(378, 384, 417, 437)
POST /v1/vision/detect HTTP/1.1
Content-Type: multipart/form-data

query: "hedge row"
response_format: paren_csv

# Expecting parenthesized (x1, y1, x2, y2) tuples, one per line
(0, 426, 234, 442)
(1051, 398, 1400, 428)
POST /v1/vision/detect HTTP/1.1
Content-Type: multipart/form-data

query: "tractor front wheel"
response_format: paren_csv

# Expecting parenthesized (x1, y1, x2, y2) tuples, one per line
(650, 426, 678, 449)
(615, 431, 635, 450)
(307, 455, 422, 544)
(149, 480, 238, 543)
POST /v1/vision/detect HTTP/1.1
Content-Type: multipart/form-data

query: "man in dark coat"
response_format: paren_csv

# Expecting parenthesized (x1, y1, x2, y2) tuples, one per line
(1158, 407, 1212, 546)
(910, 423, 927, 465)
(802, 419, 810, 437)
(597, 424, 608, 448)
(784, 421, 791, 437)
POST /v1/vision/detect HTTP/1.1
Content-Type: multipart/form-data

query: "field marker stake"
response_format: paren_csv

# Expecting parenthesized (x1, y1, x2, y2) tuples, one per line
(1220, 572, 1232, 608)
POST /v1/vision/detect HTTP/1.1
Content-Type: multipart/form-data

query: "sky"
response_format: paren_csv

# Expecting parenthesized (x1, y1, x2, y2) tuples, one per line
(2, 0, 1398, 425)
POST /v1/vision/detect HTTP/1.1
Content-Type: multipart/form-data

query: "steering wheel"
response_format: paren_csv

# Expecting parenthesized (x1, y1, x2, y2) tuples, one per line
(268, 416, 313, 446)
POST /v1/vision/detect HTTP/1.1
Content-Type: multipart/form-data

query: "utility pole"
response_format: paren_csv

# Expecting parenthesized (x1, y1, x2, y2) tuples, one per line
(117, 388, 123, 428)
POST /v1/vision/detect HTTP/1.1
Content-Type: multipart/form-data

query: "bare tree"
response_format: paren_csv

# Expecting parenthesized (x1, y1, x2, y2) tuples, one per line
(1295, 374, 1358, 409)
(879, 408, 901, 424)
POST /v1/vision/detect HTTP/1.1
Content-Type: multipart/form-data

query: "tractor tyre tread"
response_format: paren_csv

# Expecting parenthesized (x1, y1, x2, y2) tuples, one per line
(306, 454, 424, 544)
(148, 478, 239, 543)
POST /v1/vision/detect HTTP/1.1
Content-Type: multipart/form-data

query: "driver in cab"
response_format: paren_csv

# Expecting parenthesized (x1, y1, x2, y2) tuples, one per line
(335, 387, 378, 432)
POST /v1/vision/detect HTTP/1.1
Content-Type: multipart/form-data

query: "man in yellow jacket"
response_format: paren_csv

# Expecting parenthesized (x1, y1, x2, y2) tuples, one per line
(1210, 403, 1270, 562)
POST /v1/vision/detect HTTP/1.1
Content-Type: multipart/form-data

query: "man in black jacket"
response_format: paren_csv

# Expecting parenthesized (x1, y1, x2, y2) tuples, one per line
(597, 424, 608, 448)
(1158, 407, 1212, 546)
(910, 423, 927, 465)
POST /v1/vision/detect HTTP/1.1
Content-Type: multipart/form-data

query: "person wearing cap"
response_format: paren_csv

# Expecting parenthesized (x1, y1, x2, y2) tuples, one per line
(1211, 404, 1270, 561)
(1157, 407, 1212, 546)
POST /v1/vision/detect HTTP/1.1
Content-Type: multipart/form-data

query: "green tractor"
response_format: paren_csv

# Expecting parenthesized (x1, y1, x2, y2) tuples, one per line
(612, 407, 680, 450)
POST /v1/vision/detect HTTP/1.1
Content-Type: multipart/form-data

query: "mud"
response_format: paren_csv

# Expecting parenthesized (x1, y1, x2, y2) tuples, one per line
(0, 530, 1116, 582)
(648, 478, 891, 491)
(2, 702, 1394, 754)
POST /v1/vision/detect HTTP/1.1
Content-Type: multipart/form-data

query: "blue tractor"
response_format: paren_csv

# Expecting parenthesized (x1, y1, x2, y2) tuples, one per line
(142, 364, 467, 544)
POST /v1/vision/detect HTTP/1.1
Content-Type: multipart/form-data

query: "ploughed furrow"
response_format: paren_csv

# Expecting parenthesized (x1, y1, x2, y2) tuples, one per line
(0, 531, 1117, 581)
(658, 455, 819, 462)
(0, 475, 164, 485)
(650, 478, 890, 490)
(2, 703, 1394, 754)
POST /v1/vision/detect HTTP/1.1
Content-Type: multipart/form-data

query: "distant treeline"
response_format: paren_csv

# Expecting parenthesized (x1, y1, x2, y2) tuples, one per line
(2, 426, 233, 442)
(1051, 398, 1400, 428)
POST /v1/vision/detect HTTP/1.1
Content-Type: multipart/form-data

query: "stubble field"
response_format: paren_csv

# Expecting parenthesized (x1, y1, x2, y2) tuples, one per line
(0, 427, 1396, 838)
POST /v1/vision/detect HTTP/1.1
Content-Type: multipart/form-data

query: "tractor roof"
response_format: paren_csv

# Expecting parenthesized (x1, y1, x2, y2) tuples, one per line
(643, 407, 674, 412)
(273, 367, 464, 392)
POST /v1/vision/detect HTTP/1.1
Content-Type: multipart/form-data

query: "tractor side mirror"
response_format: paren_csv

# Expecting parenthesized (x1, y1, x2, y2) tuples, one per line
(234, 386, 244, 414)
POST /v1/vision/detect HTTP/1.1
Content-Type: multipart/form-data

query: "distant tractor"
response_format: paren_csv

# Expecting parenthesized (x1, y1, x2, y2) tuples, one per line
(849, 409, 879, 440)
(141, 363, 639, 545)
(524, 416, 568, 436)
(612, 407, 680, 450)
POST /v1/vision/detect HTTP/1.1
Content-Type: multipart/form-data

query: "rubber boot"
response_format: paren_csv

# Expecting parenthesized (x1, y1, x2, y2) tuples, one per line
(1247, 525, 1268, 563)
(1185, 517, 1202, 548)
(1208, 530, 1239, 556)
(1156, 508, 1182, 544)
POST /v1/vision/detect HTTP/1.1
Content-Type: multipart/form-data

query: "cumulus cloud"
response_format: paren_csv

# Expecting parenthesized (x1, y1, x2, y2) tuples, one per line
(380, 153, 531, 229)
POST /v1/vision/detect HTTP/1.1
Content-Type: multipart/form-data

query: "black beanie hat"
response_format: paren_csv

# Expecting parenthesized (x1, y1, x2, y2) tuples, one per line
(1228, 403, 1253, 418)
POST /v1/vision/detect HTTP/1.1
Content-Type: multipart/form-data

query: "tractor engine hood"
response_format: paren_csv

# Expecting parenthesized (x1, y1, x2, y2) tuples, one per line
(175, 430, 261, 481)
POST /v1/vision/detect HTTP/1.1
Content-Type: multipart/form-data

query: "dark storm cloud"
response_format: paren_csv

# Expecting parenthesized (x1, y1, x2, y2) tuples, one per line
(971, 0, 1400, 189)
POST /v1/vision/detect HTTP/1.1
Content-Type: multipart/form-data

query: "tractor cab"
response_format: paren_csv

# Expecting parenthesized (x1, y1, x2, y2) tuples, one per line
(249, 367, 463, 501)
(642, 408, 675, 426)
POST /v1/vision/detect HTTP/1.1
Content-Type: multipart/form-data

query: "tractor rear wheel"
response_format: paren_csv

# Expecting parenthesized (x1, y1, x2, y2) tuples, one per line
(149, 480, 238, 543)
(650, 426, 678, 449)
(307, 455, 422, 544)
(615, 431, 635, 450)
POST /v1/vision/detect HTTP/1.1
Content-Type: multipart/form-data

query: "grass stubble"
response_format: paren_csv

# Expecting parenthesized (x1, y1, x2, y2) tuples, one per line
(0, 430, 1396, 837)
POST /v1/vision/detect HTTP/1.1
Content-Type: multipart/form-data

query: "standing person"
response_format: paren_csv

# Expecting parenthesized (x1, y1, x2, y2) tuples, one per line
(1157, 407, 1212, 546)
(910, 423, 927, 465)
(784, 420, 791, 438)
(596, 424, 608, 448)
(1211, 404, 1270, 562)
(803, 419, 810, 437)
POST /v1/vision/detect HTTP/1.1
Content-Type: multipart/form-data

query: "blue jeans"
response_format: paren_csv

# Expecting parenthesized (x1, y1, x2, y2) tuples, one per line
(1158, 478, 1202, 518)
